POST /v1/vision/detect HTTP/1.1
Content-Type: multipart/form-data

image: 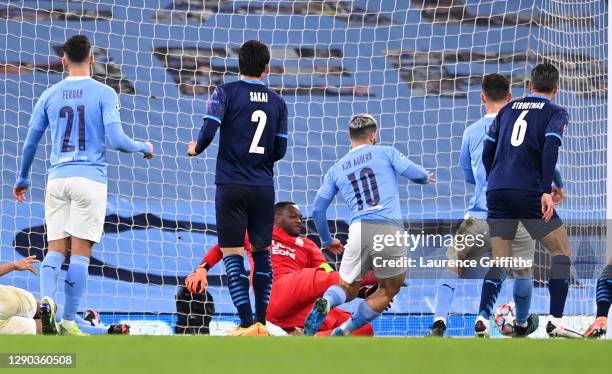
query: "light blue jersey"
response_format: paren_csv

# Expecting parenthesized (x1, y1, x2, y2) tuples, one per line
(458, 113, 496, 219)
(316, 144, 428, 224)
(16, 76, 149, 187)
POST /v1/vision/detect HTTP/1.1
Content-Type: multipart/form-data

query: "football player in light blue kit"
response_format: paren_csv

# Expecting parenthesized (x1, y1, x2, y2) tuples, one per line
(303, 114, 435, 336)
(13, 35, 153, 336)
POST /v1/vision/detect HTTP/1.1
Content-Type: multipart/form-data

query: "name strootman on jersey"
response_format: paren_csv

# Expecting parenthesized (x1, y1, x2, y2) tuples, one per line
(511, 101, 545, 110)
(250, 91, 268, 103)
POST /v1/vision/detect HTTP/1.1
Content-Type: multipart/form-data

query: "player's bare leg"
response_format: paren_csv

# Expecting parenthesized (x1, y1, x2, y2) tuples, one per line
(539, 226, 582, 338)
(331, 274, 405, 336)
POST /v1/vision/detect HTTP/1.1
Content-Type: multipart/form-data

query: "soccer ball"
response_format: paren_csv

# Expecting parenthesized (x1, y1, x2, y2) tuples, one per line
(493, 302, 516, 336)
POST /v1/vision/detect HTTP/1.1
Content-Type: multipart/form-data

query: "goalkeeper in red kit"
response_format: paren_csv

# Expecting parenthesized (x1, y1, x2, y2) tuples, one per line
(185, 202, 374, 336)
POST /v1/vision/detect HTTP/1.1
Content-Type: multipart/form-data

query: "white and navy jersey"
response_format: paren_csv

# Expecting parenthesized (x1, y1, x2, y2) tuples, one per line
(485, 95, 568, 192)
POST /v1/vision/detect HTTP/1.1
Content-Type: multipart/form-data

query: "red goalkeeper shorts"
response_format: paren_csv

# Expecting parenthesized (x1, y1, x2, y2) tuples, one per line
(267, 268, 374, 336)
(267, 268, 339, 329)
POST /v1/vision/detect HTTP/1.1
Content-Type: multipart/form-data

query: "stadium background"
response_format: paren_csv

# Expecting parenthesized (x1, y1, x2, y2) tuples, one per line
(0, 0, 607, 336)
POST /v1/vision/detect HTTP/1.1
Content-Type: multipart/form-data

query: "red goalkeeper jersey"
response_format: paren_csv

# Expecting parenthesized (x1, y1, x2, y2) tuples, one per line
(198, 227, 327, 279)
(270, 226, 327, 278)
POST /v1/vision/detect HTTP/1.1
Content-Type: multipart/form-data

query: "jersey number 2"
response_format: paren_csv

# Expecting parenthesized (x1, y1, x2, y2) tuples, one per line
(249, 110, 267, 154)
(511, 110, 529, 147)
(59, 105, 86, 152)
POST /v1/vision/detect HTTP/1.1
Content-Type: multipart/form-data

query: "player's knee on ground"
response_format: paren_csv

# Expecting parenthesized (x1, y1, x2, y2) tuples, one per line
(541, 226, 571, 257)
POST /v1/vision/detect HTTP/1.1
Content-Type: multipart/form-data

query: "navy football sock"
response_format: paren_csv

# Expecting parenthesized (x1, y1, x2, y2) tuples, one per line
(223, 254, 253, 327)
(596, 264, 612, 318)
(548, 255, 571, 318)
(478, 266, 507, 319)
(251, 250, 273, 324)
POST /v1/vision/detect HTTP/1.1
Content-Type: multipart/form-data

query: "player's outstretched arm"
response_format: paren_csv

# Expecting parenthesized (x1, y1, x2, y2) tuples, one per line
(0, 256, 39, 277)
(102, 86, 153, 158)
(106, 122, 153, 158)
(387, 147, 433, 184)
(185, 235, 250, 294)
(185, 244, 223, 294)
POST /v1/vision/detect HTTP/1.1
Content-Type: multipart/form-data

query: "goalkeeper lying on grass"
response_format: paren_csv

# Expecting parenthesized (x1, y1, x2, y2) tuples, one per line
(186, 202, 375, 336)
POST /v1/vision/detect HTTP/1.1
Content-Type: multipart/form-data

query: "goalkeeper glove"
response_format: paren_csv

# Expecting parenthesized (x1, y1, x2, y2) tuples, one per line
(185, 265, 208, 294)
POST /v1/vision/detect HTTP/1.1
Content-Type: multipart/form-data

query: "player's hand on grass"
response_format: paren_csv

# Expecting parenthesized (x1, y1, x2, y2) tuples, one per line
(185, 266, 208, 294)
(187, 141, 198, 157)
(13, 186, 29, 202)
(427, 171, 436, 184)
(541, 193, 555, 222)
(551, 186, 565, 205)
(143, 141, 154, 159)
(13, 255, 39, 274)
(326, 238, 344, 255)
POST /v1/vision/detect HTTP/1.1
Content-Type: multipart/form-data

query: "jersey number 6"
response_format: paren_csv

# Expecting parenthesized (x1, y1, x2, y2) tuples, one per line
(249, 109, 267, 154)
(511, 110, 529, 147)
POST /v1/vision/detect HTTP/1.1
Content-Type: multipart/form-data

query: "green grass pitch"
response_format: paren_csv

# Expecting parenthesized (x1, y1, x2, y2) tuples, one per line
(0, 336, 609, 374)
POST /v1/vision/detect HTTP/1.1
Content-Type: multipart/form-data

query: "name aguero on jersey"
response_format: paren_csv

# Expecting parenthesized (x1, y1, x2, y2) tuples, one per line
(512, 101, 545, 110)
(250, 91, 268, 102)
(342, 152, 372, 171)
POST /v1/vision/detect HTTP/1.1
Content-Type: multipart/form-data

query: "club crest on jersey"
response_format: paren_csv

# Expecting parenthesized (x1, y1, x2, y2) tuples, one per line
(250, 92, 268, 103)
(295, 237, 304, 247)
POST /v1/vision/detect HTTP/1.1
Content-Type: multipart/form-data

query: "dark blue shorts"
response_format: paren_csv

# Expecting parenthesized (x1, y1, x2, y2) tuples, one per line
(215, 184, 275, 249)
(486, 189, 563, 240)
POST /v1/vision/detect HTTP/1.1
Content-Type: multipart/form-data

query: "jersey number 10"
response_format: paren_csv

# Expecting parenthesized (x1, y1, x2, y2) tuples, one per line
(347, 167, 381, 210)
(511, 110, 529, 147)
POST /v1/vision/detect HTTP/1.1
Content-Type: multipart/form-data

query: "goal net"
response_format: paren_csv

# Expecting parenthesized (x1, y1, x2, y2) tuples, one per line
(0, 0, 607, 336)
